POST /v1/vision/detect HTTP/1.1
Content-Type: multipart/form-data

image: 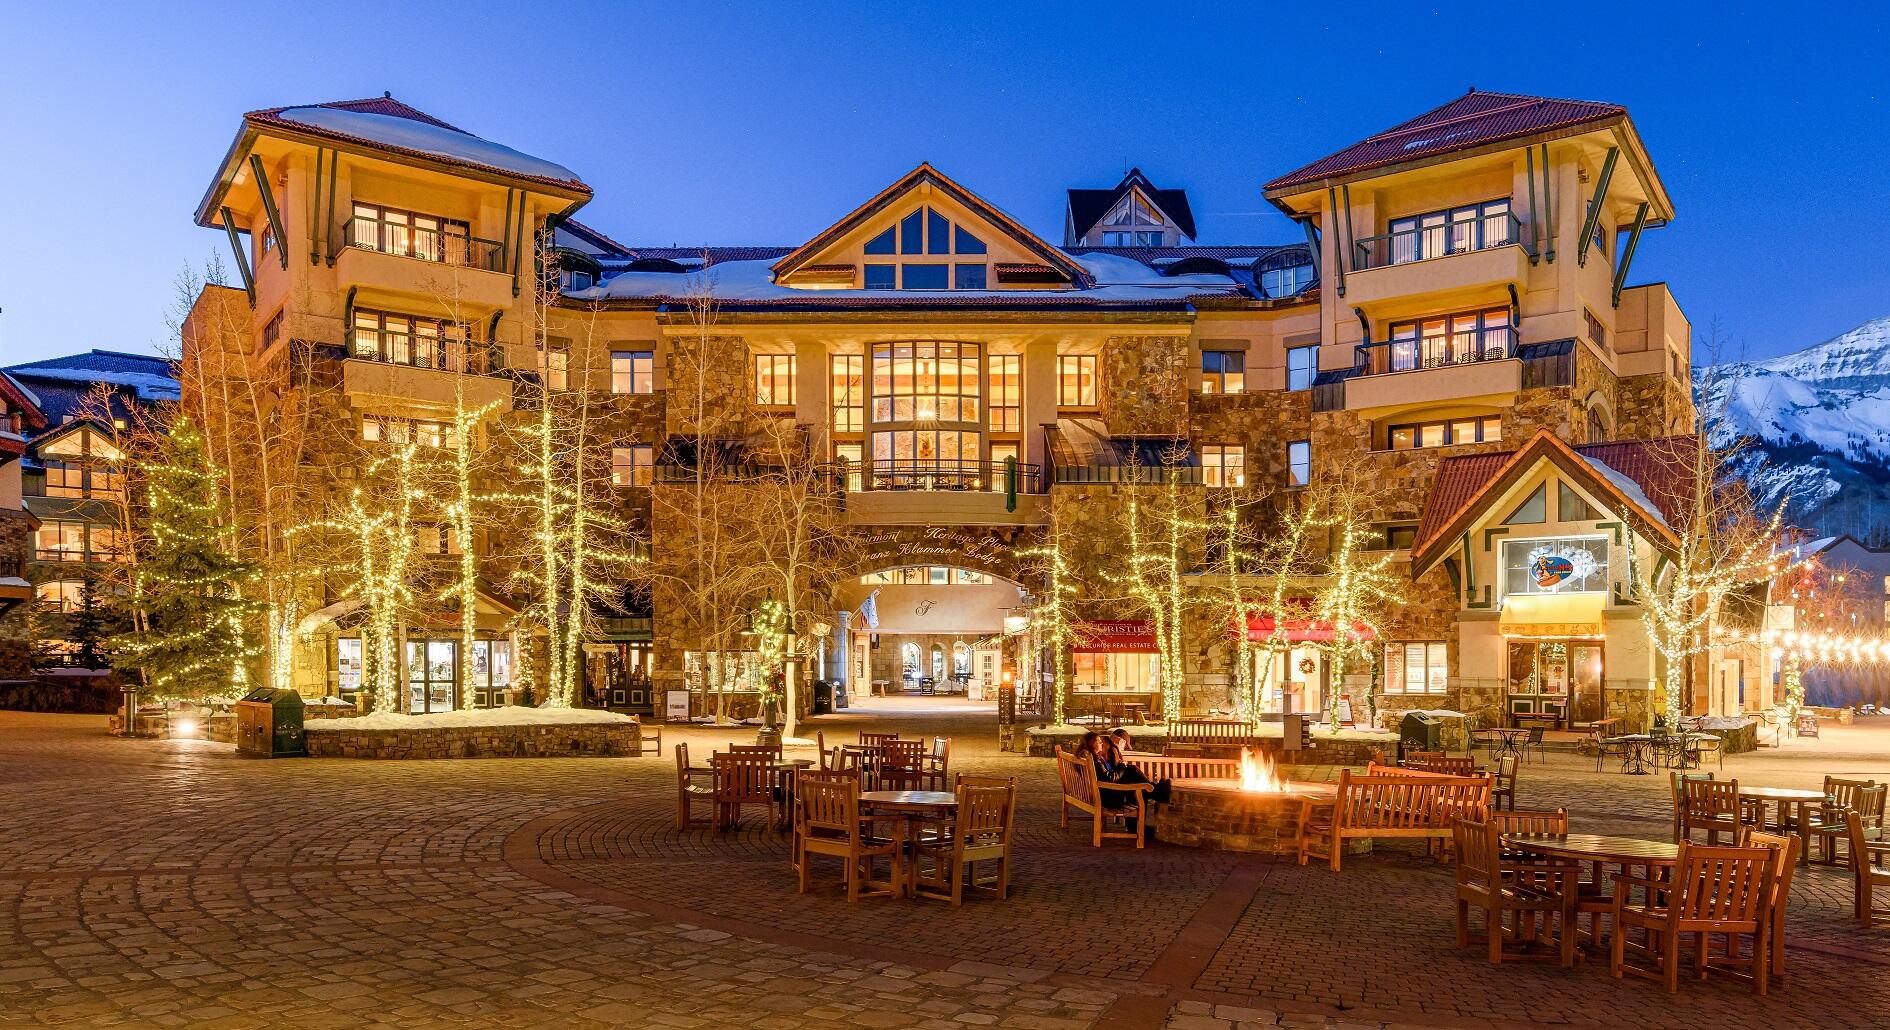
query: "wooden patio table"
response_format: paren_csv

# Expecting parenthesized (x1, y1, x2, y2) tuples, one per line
(1738, 785, 1830, 862)
(1503, 833, 1680, 946)
(860, 790, 958, 898)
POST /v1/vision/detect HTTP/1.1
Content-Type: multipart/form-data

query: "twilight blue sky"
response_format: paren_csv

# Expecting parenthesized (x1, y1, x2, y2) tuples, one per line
(1, 2, 1884, 366)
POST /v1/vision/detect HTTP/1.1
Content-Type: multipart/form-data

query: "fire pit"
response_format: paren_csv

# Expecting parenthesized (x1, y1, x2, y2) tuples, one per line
(1153, 748, 1365, 856)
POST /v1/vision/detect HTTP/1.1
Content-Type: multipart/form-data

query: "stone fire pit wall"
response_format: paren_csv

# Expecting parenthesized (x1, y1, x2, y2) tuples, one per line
(1154, 767, 1372, 856)
(304, 721, 641, 759)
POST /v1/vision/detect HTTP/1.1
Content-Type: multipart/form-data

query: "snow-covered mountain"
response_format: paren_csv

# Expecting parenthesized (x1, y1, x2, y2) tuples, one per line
(1704, 317, 1890, 544)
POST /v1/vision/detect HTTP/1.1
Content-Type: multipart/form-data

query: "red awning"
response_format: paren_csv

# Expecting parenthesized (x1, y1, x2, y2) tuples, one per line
(1240, 616, 1376, 643)
(1072, 620, 1157, 653)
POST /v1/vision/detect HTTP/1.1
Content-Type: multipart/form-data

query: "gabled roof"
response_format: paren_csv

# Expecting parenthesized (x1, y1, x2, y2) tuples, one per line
(770, 163, 1092, 286)
(1066, 169, 1197, 242)
(1265, 89, 1628, 194)
(1411, 430, 1694, 574)
(0, 372, 46, 432)
(3, 349, 180, 406)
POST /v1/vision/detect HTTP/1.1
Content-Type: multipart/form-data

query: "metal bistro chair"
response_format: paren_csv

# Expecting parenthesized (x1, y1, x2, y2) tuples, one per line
(1594, 726, 1629, 773)
(1522, 727, 1547, 765)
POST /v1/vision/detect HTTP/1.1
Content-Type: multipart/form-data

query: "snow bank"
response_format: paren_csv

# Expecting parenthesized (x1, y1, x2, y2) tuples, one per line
(274, 107, 584, 186)
(303, 705, 635, 732)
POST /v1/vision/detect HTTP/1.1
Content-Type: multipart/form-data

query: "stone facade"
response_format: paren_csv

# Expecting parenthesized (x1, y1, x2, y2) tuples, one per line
(303, 718, 642, 759)
(0, 509, 34, 680)
(1099, 336, 1190, 437)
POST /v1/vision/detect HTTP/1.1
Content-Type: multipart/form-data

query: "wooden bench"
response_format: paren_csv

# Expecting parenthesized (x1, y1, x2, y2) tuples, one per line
(1297, 768, 1493, 872)
(1054, 746, 1151, 848)
(1123, 752, 1239, 782)
(1165, 719, 1260, 747)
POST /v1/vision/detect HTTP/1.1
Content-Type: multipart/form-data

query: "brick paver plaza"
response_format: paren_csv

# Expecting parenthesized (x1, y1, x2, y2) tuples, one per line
(4, 701, 1889, 1028)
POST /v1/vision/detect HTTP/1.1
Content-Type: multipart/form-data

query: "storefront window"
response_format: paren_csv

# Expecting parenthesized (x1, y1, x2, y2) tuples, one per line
(684, 650, 759, 692)
(1384, 641, 1448, 694)
(1500, 536, 1608, 597)
(1071, 652, 1159, 693)
(337, 638, 363, 692)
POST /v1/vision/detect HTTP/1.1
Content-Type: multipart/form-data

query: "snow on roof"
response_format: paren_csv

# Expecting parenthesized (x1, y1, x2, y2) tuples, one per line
(2, 372, 39, 407)
(6, 365, 180, 403)
(270, 106, 584, 188)
(569, 247, 1241, 305)
(1582, 454, 1670, 530)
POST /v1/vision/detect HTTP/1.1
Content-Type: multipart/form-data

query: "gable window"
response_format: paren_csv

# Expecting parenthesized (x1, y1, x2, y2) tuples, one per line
(1201, 350, 1245, 395)
(1101, 192, 1165, 246)
(1201, 445, 1245, 488)
(1388, 415, 1501, 450)
(611, 444, 654, 487)
(1058, 354, 1098, 408)
(873, 207, 986, 290)
(754, 354, 797, 406)
(988, 355, 1021, 433)
(1384, 198, 1514, 266)
(831, 355, 865, 433)
(864, 264, 896, 290)
(1287, 440, 1311, 486)
(1386, 307, 1511, 371)
(1104, 230, 1164, 247)
(1286, 345, 1316, 391)
(34, 430, 124, 500)
(953, 264, 987, 290)
(1558, 482, 1598, 522)
(902, 264, 948, 290)
(1504, 484, 1548, 525)
(611, 350, 654, 395)
(1500, 535, 1609, 597)
(1262, 263, 1314, 298)
(1385, 641, 1448, 694)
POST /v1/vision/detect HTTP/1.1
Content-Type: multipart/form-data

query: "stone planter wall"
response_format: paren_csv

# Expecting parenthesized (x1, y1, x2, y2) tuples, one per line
(304, 721, 641, 759)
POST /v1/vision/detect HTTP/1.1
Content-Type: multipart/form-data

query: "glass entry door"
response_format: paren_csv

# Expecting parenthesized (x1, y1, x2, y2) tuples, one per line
(406, 640, 457, 713)
(1570, 643, 1604, 724)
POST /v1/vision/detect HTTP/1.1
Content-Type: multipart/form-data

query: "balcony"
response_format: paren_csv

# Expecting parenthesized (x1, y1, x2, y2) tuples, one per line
(340, 329, 514, 411)
(838, 460, 1046, 528)
(331, 216, 512, 309)
(837, 459, 1041, 494)
(1355, 325, 1514, 377)
(1346, 212, 1534, 308)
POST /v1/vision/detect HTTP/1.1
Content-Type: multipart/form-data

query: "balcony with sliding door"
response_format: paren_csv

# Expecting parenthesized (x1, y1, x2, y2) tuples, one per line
(1344, 314, 1519, 415)
(1345, 201, 1534, 308)
(331, 205, 513, 310)
(341, 309, 513, 412)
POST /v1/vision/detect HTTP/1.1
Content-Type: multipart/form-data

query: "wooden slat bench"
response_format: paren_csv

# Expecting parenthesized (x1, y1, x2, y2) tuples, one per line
(1164, 720, 1261, 747)
(1123, 752, 1239, 782)
(1297, 768, 1493, 872)
(1054, 746, 1151, 847)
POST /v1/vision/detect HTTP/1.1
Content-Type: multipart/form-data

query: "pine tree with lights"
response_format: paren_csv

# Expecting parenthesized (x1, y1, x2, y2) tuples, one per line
(112, 417, 263, 700)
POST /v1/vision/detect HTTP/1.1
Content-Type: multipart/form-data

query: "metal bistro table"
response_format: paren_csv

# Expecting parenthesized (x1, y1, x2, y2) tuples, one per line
(1607, 733, 1712, 775)
(859, 790, 957, 898)
(1503, 832, 1681, 947)
(1485, 726, 1529, 763)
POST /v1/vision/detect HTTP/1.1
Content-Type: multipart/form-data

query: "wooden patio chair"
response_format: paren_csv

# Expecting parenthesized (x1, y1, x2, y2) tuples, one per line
(859, 731, 900, 747)
(1847, 809, 1890, 927)
(1489, 807, 1569, 836)
(1452, 818, 1577, 966)
(730, 742, 782, 760)
(1490, 754, 1520, 811)
(816, 731, 834, 772)
(675, 742, 713, 829)
(794, 774, 901, 901)
(1743, 829, 1799, 979)
(1405, 749, 1446, 769)
(918, 736, 952, 791)
(1679, 778, 1747, 845)
(1805, 779, 1882, 865)
(1610, 843, 1775, 994)
(711, 751, 777, 832)
(914, 776, 1017, 905)
(637, 719, 662, 757)
(878, 739, 930, 791)
(839, 743, 882, 789)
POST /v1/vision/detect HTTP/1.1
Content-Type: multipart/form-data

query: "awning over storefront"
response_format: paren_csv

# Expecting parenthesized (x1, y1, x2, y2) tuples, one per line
(1239, 616, 1376, 643)
(1499, 593, 1606, 638)
(1073, 620, 1157, 653)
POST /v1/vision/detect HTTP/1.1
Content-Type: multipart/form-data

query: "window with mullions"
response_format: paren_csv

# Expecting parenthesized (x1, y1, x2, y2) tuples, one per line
(1100, 193, 1166, 247)
(831, 354, 865, 433)
(361, 415, 458, 449)
(862, 208, 987, 290)
(1261, 262, 1314, 298)
(1201, 444, 1245, 488)
(1201, 350, 1245, 395)
(1385, 642, 1448, 694)
(1287, 345, 1317, 391)
(347, 202, 476, 265)
(610, 350, 654, 394)
(754, 354, 797, 406)
(1388, 415, 1502, 450)
(1501, 536, 1609, 597)
(988, 354, 1020, 433)
(1287, 440, 1311, 486)
(611, 444, 653, 487)
(1058, 354, 1098, 407)
(1387, 198, 1514, 265)
(351, 308, 474, 372)
(1387, 307, 1512, 371)
(870, 342, 980, 424)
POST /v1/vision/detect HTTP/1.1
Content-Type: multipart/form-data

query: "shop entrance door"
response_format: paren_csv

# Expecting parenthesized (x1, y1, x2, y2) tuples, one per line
(406, 639, 457, 713)
(1570, 643, 1604, 724)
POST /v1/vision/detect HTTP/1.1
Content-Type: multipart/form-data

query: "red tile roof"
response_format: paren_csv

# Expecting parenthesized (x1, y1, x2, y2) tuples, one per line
(1265, 90, 1626, 193)
(1412, 431, 1696, 570)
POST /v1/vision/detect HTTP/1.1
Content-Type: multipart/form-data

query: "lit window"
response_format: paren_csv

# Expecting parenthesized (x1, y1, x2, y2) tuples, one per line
(1201, 351, 1245, 395)
(989, 442, 1020, 493)
(1387, 415, 1501, 450)
(1058, 354, 1098, 407)
(611, 351, 654, 394)
(1500, 536, 1609, 597)
(612, 445, 654, 487)
(754, 354, 797, 406)
(831, 355, 865, 433)
(1384, 198, 1514, 266)
(35, 521, 87, 561)
(1385, 642, 1448, 694)
(1287, 345, 1316, 391)
(1287, 440, 1310, 486)
(1201, 445, 1245, 488)
(538, 340, 569, 390)
(988, 355, 1020, 433)
(361, 416, 455, 449)
(351, 307, 474, 372)
(417, 525, 460, 555)
(35, 580, 86, 612)
(1384, 308, 1512, 372)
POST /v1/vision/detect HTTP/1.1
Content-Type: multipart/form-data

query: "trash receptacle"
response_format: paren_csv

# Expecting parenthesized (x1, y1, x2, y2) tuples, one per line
(235, 687, 306, 757)
(811, 679, 834, 715)
(1399, 711, 1441, 758)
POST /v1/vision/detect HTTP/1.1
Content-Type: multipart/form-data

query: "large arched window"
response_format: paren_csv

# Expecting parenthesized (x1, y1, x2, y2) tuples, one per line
(869, 341, 984, 488)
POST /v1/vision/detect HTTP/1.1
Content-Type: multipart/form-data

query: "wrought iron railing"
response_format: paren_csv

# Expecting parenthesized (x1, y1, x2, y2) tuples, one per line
(829, 459, 1040, 494)
(1353, 211, 1533, 271)
(331, 216, 504, 271)
(346, 327, 500, 376)
(1050, 463, 1203, 485)
(1354, 325, 1516, 377)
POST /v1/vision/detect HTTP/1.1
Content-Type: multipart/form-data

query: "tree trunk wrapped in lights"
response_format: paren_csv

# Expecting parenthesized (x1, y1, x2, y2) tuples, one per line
(1022, 509, 1081, 725)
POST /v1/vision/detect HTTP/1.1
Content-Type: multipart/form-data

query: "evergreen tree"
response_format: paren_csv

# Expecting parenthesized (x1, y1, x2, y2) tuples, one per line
(68, 574, 111, 670)
(112, 417, 262, 700)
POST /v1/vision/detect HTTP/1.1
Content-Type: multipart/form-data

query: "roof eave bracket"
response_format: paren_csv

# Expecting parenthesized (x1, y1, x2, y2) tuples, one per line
(247, 154, 290, 271)
(1577, 147, 1619, 268)
(1612, 202, 1650, 308)
(220, 206, 255, 307)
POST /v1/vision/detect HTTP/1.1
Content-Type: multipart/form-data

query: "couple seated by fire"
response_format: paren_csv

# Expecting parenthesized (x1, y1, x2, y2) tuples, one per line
(1077, 729, 1173, 805)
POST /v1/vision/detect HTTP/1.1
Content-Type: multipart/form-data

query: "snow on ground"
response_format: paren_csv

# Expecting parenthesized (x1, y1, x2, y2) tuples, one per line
(303, 705, 636, 731)
(272, 106, 584, 185)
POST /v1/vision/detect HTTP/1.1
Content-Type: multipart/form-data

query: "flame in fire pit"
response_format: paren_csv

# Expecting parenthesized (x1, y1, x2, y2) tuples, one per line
(1238, 747, 1286, 793)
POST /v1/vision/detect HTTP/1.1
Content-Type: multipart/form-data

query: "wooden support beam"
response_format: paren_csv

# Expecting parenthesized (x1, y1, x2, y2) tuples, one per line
(1612, 202, 1650, 308)
(510, 201, 528, 298)
(1524, 147, 1542, 266)
(247, 154, 290, 270)
(309, 148, 325, 266)
(1539, 144, 1555, 264)
(219, 206, 255, 305)
(1577, 147, 1618, 268)
(323, 149, 340, 266)
(1298, 218, 1321, 280)
(1325, 187, 1347, 297)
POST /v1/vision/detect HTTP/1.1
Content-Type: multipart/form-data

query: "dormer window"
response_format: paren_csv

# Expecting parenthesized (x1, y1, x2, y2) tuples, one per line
(1101, 193, 1166, 247)
(1261, 262, 1314, 298)
(862, 207, 987, 290)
